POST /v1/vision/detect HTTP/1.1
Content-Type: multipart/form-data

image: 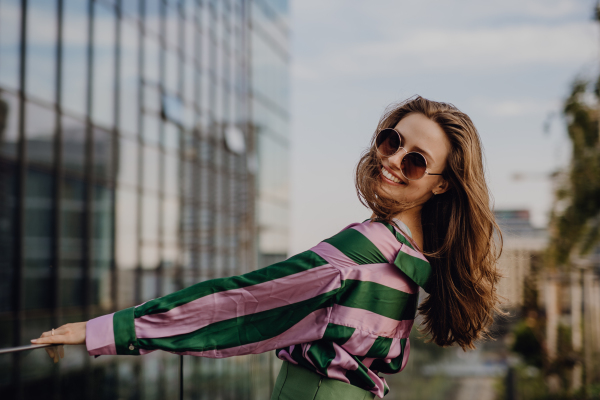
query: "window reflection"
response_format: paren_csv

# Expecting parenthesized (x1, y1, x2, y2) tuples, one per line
(164, 153, 179, 196)
(0, 90, 20, 159)
(164, 121, 180, 150)
(25, 0, 57, 103)
(120, 21, 140, 136)
(165, 50, 179, 94)
(165, 4, 180, 50)
(0, 90, 18, 313)
(121, 0, 139, 19)
(25, 102, 55, 168)
(141, 192, 159, 242)
(116, 188, 138, 269)
(184, 21, 196, 63)
(163, 197, 180, 245)
(93, 127, 114, 182)
(144, 0, 161, 37)
(93, 183, 113, 310)
(0, 0, 21, 91)
(92, 1, 116, 128)
(143, 145, 160, 192)
(62, 0, 88, 117)
(143, 113, 161, 145)
(117, 136, 139, 188)
(144, 35, 160, 84)
(60, 174, 85, 307)
(62, 115, 87, 176)
(23, 168, 53, 309)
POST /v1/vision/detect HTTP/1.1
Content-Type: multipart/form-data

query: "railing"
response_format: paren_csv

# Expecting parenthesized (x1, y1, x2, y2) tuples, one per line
(0, 345, 185, 400)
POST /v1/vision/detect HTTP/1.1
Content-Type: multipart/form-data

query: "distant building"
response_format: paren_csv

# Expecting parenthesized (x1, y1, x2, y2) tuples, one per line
(495, 209, 547, 308)
(0, 1, 289, 398)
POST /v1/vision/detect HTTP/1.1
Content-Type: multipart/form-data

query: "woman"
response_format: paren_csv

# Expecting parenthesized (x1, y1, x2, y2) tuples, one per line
(33, 96, 502, 399)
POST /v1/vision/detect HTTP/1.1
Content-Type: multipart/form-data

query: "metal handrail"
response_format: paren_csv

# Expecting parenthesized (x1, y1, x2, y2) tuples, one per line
(0, 343, 54, 355)
(0, 344, 185, 399)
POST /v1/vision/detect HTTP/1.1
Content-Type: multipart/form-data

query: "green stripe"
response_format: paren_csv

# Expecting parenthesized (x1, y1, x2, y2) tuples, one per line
(290, 344, 320, 373)
(370, 338, 407, 374)
(364, 336, 393, 358)
(323, 228, 388, 265)
(137, 291, 336, 352)
(113, 307, 140, 355)
(370, 218, 416, 251)
(337, 280, 419, 321)
(135, 250, 328, 317)
(394, 229, 415, 250)
(394, 248, 432, 292)
(322, 323, 355, 346)
(306, 341, 338, 371)
(345, 364, 376, 391)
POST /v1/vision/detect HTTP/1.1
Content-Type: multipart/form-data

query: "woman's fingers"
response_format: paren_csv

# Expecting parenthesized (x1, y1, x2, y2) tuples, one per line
(31, 322, 87, 346)
(41, 331, 55, 359)
(33, 323, 86, 364)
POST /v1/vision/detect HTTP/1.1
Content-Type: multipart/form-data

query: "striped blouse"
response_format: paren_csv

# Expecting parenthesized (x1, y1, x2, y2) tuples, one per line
(85, 219, 432, 398)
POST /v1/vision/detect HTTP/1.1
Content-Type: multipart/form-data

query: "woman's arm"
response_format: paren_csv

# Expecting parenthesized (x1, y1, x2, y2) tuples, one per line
(32, 250, 340, 361)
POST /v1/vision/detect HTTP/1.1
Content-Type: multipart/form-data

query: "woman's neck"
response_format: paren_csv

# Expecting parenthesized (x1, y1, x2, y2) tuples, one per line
(392, 207, 423, 249)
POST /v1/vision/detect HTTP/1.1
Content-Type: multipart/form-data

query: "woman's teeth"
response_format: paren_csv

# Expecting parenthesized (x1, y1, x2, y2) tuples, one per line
(381, 167, 402, 184)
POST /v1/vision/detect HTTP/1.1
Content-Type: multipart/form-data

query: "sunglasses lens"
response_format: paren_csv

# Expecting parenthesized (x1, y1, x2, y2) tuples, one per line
(402, 152, 427, 180)
(376, 129, 401, 157)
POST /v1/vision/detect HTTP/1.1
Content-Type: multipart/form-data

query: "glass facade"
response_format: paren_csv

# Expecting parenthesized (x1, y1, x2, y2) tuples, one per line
(0, 0, 289, 398)
(250, 0, 289, 267)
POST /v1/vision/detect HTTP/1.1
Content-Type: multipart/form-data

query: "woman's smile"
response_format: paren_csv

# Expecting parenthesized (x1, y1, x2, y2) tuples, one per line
(381, 166, 406, 185)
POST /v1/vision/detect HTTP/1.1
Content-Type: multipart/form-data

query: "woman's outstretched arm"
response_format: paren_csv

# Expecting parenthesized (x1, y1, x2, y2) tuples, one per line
(32, 250, 340, 360)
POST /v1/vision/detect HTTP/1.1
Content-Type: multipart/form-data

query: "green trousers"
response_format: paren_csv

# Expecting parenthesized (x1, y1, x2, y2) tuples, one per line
(270, 361, 376, 400)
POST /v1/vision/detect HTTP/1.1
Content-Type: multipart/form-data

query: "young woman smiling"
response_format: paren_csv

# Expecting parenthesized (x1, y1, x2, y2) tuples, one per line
(33, 96, 502, 400)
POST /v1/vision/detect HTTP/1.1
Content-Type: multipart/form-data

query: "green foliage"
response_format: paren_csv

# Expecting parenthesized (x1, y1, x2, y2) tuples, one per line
(549, 79, 600, 266)
(512, 321, 544, 368)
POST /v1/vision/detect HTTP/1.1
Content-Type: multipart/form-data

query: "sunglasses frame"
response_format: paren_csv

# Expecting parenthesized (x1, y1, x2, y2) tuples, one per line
(375, 128, 444, 181)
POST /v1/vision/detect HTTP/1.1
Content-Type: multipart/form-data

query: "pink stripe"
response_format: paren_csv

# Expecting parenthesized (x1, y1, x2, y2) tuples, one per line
(350, 221, 401, 263)
(277, 345, 298, 364)
(310, 242, 357, 268)
(86, 313, 117, 356)
(386, 338, 402, 359)
(342, 329, 378, 356)
(339, 222, 361, 232)
(326, 343, 357, 383)
(169, 308, 331, 358)
(400, 338, 411, 372)
(339, 263, 419, 294)
(329, 305, 414, 338)
(365, 368, 386, 398)
(135, 266, 341, 339)
(362, 357, 375, 368)
(400, 243, 429, 263)
(301, 343, 319, 369)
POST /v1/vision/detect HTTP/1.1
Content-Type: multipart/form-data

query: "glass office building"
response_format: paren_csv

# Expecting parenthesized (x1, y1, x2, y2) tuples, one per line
(0, 0, 289, 398)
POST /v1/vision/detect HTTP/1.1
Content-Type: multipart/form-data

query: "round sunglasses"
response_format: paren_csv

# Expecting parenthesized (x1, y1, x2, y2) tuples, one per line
(375, 128, 443, 181)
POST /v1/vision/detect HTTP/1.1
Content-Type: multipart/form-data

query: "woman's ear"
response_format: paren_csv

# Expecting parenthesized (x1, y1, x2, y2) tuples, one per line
(433, 179, 451, 195)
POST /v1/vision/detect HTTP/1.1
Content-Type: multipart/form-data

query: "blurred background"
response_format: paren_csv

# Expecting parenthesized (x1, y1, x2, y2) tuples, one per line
(0, 0, 599, 399)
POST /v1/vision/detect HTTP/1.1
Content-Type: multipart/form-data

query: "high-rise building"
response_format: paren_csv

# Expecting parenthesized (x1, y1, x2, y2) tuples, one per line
(0, 0, 289, 398)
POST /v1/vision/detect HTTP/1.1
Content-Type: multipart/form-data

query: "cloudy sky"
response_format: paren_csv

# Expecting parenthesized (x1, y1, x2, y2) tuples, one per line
(288, 0, 599, 253)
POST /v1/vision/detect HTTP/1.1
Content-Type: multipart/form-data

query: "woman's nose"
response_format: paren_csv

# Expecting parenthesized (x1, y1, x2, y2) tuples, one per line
(387, 149, 406, 170)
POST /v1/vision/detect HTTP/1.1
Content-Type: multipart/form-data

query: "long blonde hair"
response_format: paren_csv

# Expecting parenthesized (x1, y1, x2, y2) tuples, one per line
(355, 96, 503, 349)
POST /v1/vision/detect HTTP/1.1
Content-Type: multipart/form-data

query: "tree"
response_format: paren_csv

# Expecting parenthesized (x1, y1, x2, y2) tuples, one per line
(548, 79, 600, 266)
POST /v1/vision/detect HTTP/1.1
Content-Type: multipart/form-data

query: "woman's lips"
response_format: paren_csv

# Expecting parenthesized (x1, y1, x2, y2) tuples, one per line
(381, 166, 405, 185)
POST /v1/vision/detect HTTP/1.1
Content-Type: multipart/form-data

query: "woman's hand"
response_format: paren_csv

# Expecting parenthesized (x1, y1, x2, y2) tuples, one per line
(31, 322, 87, 363)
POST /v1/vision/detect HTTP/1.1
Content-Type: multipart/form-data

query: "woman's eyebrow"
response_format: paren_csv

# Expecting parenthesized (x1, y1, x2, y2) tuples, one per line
(398, 131, 435, 162)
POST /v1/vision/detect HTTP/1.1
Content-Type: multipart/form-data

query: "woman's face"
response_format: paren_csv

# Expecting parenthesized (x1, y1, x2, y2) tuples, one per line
(378, 112, 451, 205)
